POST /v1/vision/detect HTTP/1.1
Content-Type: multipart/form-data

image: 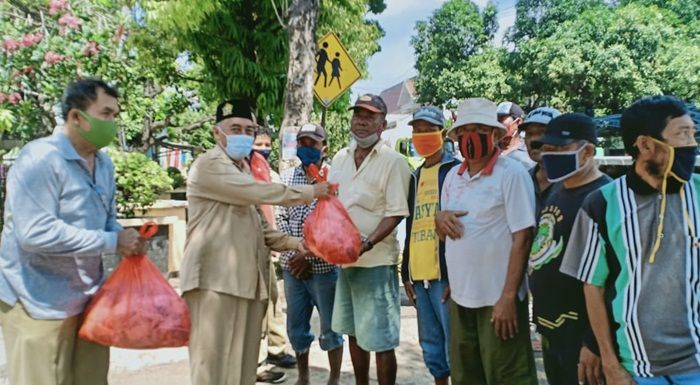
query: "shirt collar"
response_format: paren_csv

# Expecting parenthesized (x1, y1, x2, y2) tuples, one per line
(294, 165, 307, 178)
(213, 144, 247, 171)
(52, 128, 111, 166)
(52, 129, 84, 161)
(626, 164, 684, 195)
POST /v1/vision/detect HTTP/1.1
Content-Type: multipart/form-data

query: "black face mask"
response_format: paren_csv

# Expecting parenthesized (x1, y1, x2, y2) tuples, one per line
(670, 146, 698, 182)
(649, 137, 697, 182)
(253, 149, 272, 160)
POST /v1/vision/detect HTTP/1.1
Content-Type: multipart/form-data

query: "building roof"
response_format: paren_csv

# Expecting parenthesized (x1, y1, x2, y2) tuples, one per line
(379, 78, 418, 115)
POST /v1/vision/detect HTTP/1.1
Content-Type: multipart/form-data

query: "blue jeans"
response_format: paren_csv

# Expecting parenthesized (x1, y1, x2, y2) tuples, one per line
(634, 372, 700, 384)
(414, 279, 450, 379)
(283, 269, 344, 353)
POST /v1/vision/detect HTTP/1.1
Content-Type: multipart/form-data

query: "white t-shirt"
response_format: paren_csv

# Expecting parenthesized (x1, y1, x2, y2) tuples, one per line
(441, 156, 535, 308)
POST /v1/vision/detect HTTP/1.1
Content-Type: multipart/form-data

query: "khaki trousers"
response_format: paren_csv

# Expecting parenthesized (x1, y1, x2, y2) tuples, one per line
(184, 289, 266, 385)
(258, 291, 289, 363)
(0, 301, 109, 385)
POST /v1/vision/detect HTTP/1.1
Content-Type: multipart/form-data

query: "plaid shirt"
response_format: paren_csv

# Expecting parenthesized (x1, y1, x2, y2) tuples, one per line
(276, 166, 336, 274)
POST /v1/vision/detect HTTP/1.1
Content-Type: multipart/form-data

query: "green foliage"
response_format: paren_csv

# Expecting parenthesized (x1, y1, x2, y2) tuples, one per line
(411, 0, 499, 105)
(0, 109, 14, 133)
(1, 0, 210, 148)
(619, 0, 700, 24)
(166, 166, 186, 189)
(432, 47, 514, 105)
(412, 0, 700, 113)
(506, 0, 605, 44)
(314, 107, 352, 157)
(515, 3, 698, 113)
(147, 0, 385, 129)
(109, 149, 173, 218)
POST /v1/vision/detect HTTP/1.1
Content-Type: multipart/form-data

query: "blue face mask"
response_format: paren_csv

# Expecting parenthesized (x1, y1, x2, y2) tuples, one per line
(541, 145, 586, 182)
(219, 129, 254, 160)
(296, 146, 322, 167)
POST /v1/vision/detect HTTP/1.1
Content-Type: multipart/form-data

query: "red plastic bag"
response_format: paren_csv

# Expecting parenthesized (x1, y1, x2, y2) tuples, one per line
(303, 165, 362, 265)
(79, 222, 191, 349)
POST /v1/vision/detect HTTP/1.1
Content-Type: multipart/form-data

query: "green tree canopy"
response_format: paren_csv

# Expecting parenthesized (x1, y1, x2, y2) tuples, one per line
(146, 0, 384, 127)
(516, 3, 700, 113)
(412, 0, 700, 114)
(411, 0, 499, 105)
(506, 0, 604, 44)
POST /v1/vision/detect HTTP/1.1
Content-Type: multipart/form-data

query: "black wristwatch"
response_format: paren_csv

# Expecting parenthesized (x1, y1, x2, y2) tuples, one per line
(361, 235, 374, 251)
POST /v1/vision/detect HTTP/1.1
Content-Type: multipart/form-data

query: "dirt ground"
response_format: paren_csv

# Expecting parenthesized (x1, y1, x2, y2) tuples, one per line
(109, 306, 547, 385)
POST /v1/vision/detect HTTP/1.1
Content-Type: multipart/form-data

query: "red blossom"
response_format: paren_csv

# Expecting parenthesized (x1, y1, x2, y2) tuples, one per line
(20, 33, 43, 48)
(3, 38, 21, 53)
(82, 41, 100, 57)
(31, 33, 44, 44)
(0, 93, 6, 104)
(44, 51, 64, 65)
(49, 0, 69, 16)
(8, 92, 22, 105)
(58, 14, 82, 29)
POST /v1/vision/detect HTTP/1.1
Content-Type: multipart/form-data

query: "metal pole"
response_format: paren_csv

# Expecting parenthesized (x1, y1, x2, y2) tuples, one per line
(321, 105, 327, 128)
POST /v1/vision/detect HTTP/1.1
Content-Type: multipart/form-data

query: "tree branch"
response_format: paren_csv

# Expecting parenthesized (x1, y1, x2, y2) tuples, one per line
(175, 74, 206, 83)
(148, 115, 214, 134)
(151, 116, 172, 131)
(7, 0, 40, 19)
(178, 115, 215, 132)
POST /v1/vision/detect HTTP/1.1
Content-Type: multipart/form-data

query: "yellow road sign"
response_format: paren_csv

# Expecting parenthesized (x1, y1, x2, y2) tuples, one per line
(313, 32, 361, 108)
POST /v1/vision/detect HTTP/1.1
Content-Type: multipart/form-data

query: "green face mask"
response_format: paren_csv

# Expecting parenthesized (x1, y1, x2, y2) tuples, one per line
(77, 110, 118, 148)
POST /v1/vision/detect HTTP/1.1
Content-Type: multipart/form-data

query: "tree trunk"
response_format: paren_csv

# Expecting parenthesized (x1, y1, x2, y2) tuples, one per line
(279, 0, 319, 171)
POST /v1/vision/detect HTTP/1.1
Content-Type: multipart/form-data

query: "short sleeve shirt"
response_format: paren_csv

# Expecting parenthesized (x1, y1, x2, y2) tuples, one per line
(560, 172, 700, 377)
(328, 140, 411, 268)
(441, 156, 536, 308)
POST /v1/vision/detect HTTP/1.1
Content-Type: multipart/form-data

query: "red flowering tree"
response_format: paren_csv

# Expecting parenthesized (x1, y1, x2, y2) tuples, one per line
(0, 0, 208, 150)
(0, 0, 213, 225)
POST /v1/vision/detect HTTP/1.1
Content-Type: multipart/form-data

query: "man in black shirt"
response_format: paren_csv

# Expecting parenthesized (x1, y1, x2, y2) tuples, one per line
(529, 113, 611, 385)
(522, 107, 561, 217)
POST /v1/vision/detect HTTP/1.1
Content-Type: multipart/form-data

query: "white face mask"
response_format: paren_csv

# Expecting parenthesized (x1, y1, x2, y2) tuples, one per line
(352, 132, 380, 148)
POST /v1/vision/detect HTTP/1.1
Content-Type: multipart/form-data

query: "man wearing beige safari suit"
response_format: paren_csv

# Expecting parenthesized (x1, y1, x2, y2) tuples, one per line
(181, 100, 331, 385)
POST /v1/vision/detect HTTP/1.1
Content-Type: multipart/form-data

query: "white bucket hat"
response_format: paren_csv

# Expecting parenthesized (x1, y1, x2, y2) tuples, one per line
(448, 98, 506, 138)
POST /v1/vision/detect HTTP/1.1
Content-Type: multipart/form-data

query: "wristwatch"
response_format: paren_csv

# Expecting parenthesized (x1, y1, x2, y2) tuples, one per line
(361, 235, 374, 251)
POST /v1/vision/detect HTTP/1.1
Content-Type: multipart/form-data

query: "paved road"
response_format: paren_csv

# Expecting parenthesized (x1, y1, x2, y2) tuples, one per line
(0, 280, 548, 385)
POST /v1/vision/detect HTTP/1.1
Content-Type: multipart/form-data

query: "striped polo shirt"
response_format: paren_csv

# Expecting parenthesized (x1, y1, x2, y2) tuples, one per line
(561, 170, 700, 377)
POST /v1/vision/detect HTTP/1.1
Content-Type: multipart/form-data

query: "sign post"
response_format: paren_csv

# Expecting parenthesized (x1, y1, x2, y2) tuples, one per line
(313, 32, 362, 109)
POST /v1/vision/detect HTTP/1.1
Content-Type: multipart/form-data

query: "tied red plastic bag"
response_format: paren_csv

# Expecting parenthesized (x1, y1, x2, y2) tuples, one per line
(303, 165, 362, 264)
(79, 222, 191, 349)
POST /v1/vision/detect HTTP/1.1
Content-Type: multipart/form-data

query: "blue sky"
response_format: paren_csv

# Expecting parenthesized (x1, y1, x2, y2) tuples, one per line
(351, 0, 517, 98)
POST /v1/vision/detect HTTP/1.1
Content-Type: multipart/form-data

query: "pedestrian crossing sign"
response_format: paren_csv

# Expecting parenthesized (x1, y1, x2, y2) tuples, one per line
(313, 32, 362, 108)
